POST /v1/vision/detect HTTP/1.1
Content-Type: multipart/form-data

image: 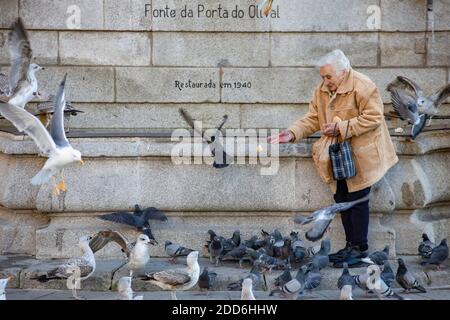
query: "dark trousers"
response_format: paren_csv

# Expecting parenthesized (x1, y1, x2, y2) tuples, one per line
(333, 179, 371, 249)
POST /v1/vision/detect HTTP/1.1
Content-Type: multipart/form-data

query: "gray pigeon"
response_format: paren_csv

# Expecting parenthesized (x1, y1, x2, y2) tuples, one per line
(312, 237, 330, 270)
(421, 239, 448, 270)
(208, 236, 223, 266)
(294, 194, 370, 242)
(98, 205, 167, 243)
(221, 244, 252, 268)
(273, 268, 292, 287)
(165, 241, 194, 264)
(380, 260, 395, 287)
(337, 262, 355, 290)
(396, 258, 426, 293)
(290, 231, 307, 262)
(418, 233, 435, 259)
(227, 264, 262, 291)
(366, 265, 404, 300)
(198, 267, 217, 292)
(362, 245, 389, 265)
(386, 81, 427, 139)
(269, 267, 305, 300)
(304, 261, 321, 290)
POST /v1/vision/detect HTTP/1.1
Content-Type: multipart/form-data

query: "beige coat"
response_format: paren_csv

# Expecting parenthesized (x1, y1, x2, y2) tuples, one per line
(288, 68, 398, 193)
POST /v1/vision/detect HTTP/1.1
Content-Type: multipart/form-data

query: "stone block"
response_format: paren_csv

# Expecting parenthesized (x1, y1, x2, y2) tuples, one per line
(381, 0, 427, 31)
(380, 33, 426, 66)
(104, 0, 152, 30)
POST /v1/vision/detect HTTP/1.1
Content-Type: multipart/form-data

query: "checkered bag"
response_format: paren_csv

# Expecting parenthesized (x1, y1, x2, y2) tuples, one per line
(328, 121, 356, 180)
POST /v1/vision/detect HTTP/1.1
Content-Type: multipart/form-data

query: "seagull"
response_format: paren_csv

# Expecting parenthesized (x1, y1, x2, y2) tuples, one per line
(117, 275, 143, 300)
(89, 231, 156, 276)
(293, 194, 370, 242)
(241, 278, 256, 300)
(141, 251, 200, 300)
(31, 235, 96, 300)
(165, 241, 194, 264)
(386, 79, 427, 138)
(396, 258, 426, 293)
(198, 267, 217, 293)
(97, 205, 167, 242)
(0, 276, 14, 300)
(418, 233, 435, 259)
(0, 74, 84, 195)
(0, 18, 44, 108)
(392, 76, 450, 124)
(179, 108, 232, 168)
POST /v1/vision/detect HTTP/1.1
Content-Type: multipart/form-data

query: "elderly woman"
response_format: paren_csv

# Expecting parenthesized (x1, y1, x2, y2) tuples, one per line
(269, 49, 398, 267)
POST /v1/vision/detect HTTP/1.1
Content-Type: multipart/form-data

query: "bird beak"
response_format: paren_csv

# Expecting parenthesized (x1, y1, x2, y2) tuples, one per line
(79, 159, 85, 165)
(149, 239, 158, 246)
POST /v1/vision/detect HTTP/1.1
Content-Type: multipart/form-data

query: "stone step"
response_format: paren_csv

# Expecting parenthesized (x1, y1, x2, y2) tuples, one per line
(2, 255, 448, 292)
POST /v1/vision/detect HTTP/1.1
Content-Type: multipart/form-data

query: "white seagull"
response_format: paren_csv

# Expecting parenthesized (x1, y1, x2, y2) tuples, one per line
(89, 231, 157, 276)
(241, 278, 256, 300)
(117, 275, 143, 300)
(0, 276, 14, 300)
(0, 18, 44, 108)
(141, 251, 200, 300)
(31, 236, 96, 300)
(0, 74, 84, 195)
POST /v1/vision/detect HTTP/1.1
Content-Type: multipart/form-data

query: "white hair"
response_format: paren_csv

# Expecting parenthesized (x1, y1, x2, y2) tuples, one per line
(316, 49, 351, 74)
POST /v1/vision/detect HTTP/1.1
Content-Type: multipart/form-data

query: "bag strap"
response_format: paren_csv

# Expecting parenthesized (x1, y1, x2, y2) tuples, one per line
(343, 120, 350, 140)
(331, 120, 351, 143)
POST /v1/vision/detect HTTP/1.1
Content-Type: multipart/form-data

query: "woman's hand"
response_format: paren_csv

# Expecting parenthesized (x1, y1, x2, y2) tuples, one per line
(267, 130, 294, 144)
(322, 122, 340, 137)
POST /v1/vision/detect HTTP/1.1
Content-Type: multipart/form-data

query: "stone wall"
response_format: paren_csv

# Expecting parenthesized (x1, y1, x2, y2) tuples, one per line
(0, 0, 449, 259)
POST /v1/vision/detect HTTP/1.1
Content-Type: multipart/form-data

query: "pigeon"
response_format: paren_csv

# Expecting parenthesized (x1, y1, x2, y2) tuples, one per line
(392, 76, 450, 123)
(227, 265, 262, 291)
(380, 260, 395, 287)
(31, 236, 96, 300)
(247, 248, 290, 272)
(0, 18, 44, 108)
(293, 194, 370, 242)
(353, 271, 370, 293)
(165, 241, 194, 264)
(418, 233, 435, 259)
(141, 251, 200, 300)
(270, 267, 305, 300)
(198, 268, 217, 292)
(304, 261, 321, 290)
(0, 74, 84, 195)
(366, 265, 404, 300)
(97, 205, 167, 242)
(243, 235, 259, 250)
(0, 276, 14, 300)
(117, 276, 143, 300)
(220, 244, 252, 267)
(273, 268, 292, 287)
(208, 236, 223, 266)
(337, 263, 355, 290)
(386, 81, 427, 139)
(312, 237, 330, 270)
(421, 238, 448, 270)
(35, 97, 83, 128)
(179, 108, 232, 168)
(340, 285, 353, 300)
(222, 230, 241, 254)
(396, 258, 426, 293)
(290, 231, 308, 262)
(362, 245, 389, 265)
(241, 278, 256, 300)
(89, 231, 156, 276)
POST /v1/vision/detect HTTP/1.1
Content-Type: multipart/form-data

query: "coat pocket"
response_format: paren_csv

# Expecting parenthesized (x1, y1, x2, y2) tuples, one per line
(352, 139, 381, 182)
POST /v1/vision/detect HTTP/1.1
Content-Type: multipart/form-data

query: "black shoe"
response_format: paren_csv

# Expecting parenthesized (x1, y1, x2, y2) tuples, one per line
(332, 247, 369, 268)
(328, 242, 352, 263)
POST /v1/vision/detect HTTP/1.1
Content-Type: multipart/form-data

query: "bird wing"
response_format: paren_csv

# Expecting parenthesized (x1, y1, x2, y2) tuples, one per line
(395, 76, 424, 98)
(388, 88, 418, 123)
(305, 218, 333, 242)
(142, 207, 167, 221)
(0, 102, 57, 156)
(98, 212, 139, 228)
(430, 83, 450, 106)
(178, 108, 212, 143)
(152, 269, 191, 286)
(8, 18, 32, 95)
(89, 230, 129, 257)
(49, 74, 70, 148)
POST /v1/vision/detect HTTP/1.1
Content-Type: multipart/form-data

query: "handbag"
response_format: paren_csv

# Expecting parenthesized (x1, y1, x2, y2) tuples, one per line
(328, 121, 356, 180)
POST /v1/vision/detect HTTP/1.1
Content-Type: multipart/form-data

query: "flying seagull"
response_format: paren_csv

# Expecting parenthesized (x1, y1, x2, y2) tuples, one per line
(293, 194, 370, 242)
(392, 76, 450, 124)
(141, 251, 200, 300)
(97, 205, 167, 242)
(0, 18, 44, 108)
(89, 231, 157, 276)
(386, 82, 427, 139)
(0, 74, 84, 195)
(179, 108, 232, 168)
(31, 236, 96, 300)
